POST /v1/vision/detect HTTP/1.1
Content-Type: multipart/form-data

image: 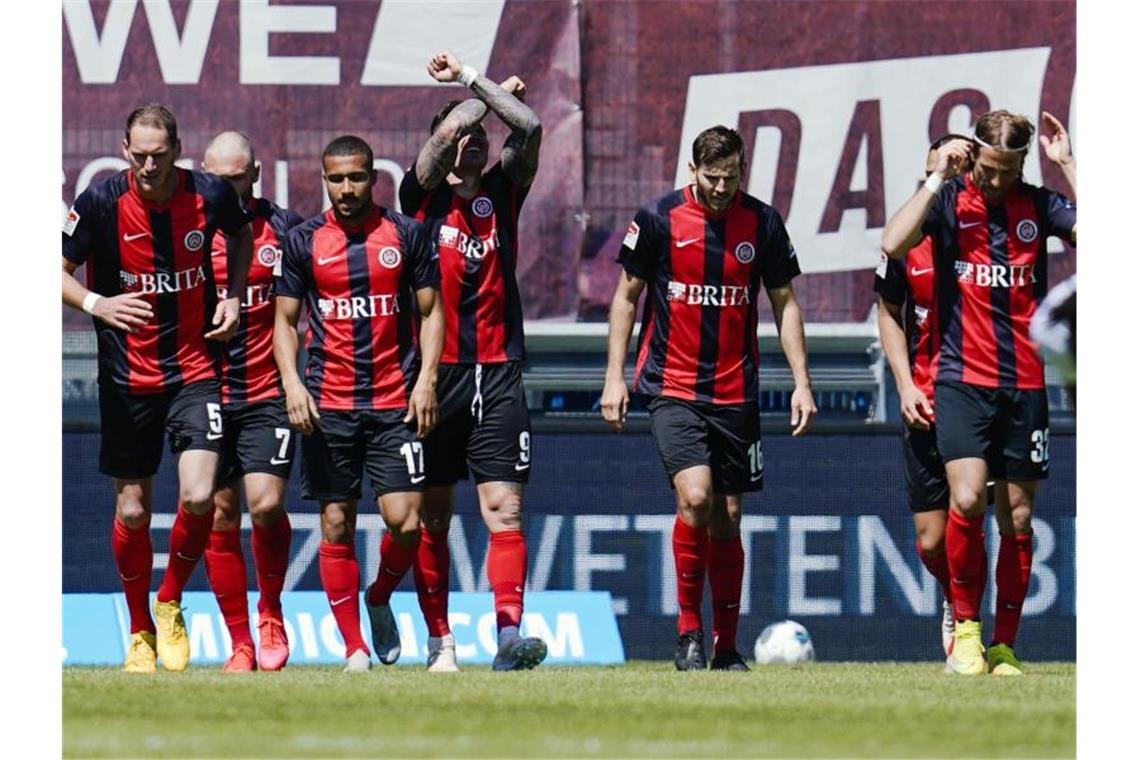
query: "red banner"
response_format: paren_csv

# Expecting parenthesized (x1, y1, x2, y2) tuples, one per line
(63, 1, 1074, 326)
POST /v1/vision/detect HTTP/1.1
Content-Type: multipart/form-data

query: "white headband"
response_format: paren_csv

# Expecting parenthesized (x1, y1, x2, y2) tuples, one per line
(972, 133, 1030, 154)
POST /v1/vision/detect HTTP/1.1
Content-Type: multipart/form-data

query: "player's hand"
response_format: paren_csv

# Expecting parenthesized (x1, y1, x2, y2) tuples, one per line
(899, 384, 933, 431)
(427, 50, 463, 83)
(789, 384, 818, 437)
(600, 377, 630, 432)
(404, 382, 438, 438)
(205, 296, 240, 341)
(91, 293, 153, 333)
(284, 380, 320, 435)
(500, 75, 527, 101)
(1039, 111, 1074, 167)
(933, 138, 972, 180)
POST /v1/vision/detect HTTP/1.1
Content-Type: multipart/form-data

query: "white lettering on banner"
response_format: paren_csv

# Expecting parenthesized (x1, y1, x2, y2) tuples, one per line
(66, 1, 504, 87)
(574, 516, 629, 615)
(361, 0, 504, 86)
(632, 515, 676, 615)
(398, 612, 419, 656)
(739, 515, 779, 615)
(189, 612, 219, 659)
(448, 613, 476, 659)
(858, 516, 936, 616)
(240, 0, 338, 85)
(675, 48, 1052, 274)
(320, 611, 346, 658)
(788, 516, 842, 615)
(523, 612, 584, 658)
(477, 609, 499, 654)
(529, 515, 563, 593)
(296, 613, 319, 658)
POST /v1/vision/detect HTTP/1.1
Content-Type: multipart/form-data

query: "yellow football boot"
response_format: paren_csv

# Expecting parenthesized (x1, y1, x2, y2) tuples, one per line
(152, 598, 191, 671)
(122, 631, 157, 673)
(987, 643, 1024, 676)
(945, 619, 986, 675)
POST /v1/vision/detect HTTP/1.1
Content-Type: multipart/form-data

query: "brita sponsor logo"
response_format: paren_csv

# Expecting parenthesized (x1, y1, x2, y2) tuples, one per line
(666, 281, 752, 306)
(954, 261, 1035, 287)
(317, 294, 401, 319)
(121, 265, 209, 294)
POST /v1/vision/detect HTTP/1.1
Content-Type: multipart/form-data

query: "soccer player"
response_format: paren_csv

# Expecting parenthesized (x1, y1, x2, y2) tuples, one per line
(881, 110, 1076, 675)
(201, 132, 303, 672)
(61, 104, 253, 672)
(601, 125, 817, 671)
(397, 51, 546, 672)
(875, 134, 974, 660)
(274, 135, 443, 673)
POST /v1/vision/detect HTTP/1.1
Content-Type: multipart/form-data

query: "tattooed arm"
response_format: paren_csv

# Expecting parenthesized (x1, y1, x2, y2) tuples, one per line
(412, 97, 488, 192)
(428, 50, 542, 187)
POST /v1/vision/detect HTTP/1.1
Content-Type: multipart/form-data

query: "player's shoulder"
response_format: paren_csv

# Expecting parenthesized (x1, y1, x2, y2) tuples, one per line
(76, 170, 130, 208)
(638, 188, 687, 221)
(185, 168, 232, 200)
(738, 192, 784, 223)
(256, 197, 304, 229)
(284, 211, 332, 249)
(383, 206, 429, 238)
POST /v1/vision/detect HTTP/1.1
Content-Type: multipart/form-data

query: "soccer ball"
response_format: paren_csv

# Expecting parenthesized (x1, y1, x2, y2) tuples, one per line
(754, 620, 815, 664)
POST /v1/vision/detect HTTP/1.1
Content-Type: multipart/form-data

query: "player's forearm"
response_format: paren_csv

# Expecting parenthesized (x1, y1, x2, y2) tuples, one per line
(61, 269, 93, 311)
(415, 98, 488, 189)
(605, 294, 637, 382)
(469, 75, 540, 139)
(1057, 158, 1077, 200)
(877, 303, 917, 393)
(416, 297, 444, 388)
(774, 297, 812, 389)
(881, 190, 935, 259)
(226, 225, 254, 295)
(272, 313, 304, 391)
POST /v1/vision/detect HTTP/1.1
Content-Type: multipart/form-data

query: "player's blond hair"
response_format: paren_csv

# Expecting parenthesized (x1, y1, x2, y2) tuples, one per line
(973, 110, 1035, 154)
(125, 103, 178, 146)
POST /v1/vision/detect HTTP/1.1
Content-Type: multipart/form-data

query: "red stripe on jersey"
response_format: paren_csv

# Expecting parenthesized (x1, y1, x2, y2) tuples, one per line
(955, 189, 999, 387)
(310, 224, 357, 410)
(472, 203, 508, 363)
(365, 222, 412, 410)
(714, 206, 758, 403)
(905, 238, 937, 404)
(170, 188, 214, 386)
(661, 204, 706, 401)
(438, 215, 464, 363)
(1004, 192, 1045, 388)
(116, 193, 162, 391)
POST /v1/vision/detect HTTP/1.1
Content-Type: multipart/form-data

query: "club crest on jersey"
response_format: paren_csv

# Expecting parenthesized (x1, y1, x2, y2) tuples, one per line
(472, 196, 494, 218)
(378, 246, 401, 269)
(257, 245, 279, 267)
(1016, 219, 1038, 243)
(184, 230, 205, 251)
(63, 206, 80, 236)
(734, 241, 756, 264)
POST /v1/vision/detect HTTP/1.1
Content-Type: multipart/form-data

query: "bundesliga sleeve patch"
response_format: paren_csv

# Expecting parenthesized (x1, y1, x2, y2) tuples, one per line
(622, 221, 640, 249)
(875, 251, 888, 278)
(63, 207, 80, 237)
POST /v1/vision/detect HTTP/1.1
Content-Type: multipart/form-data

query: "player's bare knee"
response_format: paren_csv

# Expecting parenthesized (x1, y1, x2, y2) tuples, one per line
(676, 483, 712, 517)
(179, 484, 215, 515)
(115, 499, 151, 529)
(320, 506, 353, 544)
(420, 499, 453, 534)
(950, 486, 986, 518)
(1009, 503, 1033, 534)
(248, 494, 285, 527)
(917, 531, 945, 556)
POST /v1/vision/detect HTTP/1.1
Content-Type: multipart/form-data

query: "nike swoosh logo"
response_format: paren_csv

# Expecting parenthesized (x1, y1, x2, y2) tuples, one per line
(119, 573, 142, 582)
(269, 457, 291, 465)
(206, 432, 224, 441)
(726, 603, 740, 609)
(410, 475, 425, 484)
(675, 237, 702, 248)
(514, 463, 531, 471)
(330, 596, 353, 607)
(317, 255, 344, 266)
(960, 221, 985, 229)
(123, 232, 150, 242)
(750, 474, 763, 482)
(910, 267, 934, 276)
(514, 586, 523, 593)
(176, 552, 198, 562)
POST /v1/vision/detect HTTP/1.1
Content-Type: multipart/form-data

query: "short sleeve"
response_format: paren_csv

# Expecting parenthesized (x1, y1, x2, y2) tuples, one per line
(208, 177, 251, 236)
(276, 227, 309, 299)
(62, 188, 101, 266)
(758, 210, 801, 290)
(921, 181, 956, 236)
(403, 218, 440, 291)
(873, 253, 907, 305)
(1040, 188, 1076, 243)
(398, 168, 429, 216)
(616, 207, 660, 281)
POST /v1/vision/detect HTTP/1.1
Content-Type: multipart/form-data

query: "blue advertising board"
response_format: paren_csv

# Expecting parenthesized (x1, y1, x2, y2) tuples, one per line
(62, 431, 1075, 662)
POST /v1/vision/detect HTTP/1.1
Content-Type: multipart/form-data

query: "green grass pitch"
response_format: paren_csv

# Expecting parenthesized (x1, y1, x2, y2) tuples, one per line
(63, 661, 1075, 757)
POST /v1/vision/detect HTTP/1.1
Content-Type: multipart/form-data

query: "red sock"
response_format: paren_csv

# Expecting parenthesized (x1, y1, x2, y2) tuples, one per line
(204, 529, 253, 648)
(157, 504, 212, 603)
(251, 513, 291, 616)
(916, 540, 953, 603)
(366, 532, 418, 606)
(111, 518, 155, 634)
(487, 530, 526, 630)
(318, 542, 368, 656)
(707, 535, 744, 657)
(945, 510, 987, 621)
(992, 531, 1033, 646)
(673, 517, 708, 634)
(414, 527, 451, 636)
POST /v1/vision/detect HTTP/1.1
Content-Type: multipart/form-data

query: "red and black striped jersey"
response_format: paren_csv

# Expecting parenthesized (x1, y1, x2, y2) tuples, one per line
(62, 168, 249, 394)
(277, 206, 439, 411)
(210, 197, 303, 406)
(399, 163, 527, 364)
(874, 237, 938, 406)
(619, 186, 801, 405)
(924, 175, 1076, 389)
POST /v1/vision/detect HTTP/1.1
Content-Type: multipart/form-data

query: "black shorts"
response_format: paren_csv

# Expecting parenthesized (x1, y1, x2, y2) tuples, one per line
(300, 409, 426, 502)
(422, 361, 532, 487)
(647, 396, 763, 493)
(98, 380, 224, 479)
(935, 380, 1050, 481)
(217, 399, 295, 485)
(903, 424, 949, 512)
